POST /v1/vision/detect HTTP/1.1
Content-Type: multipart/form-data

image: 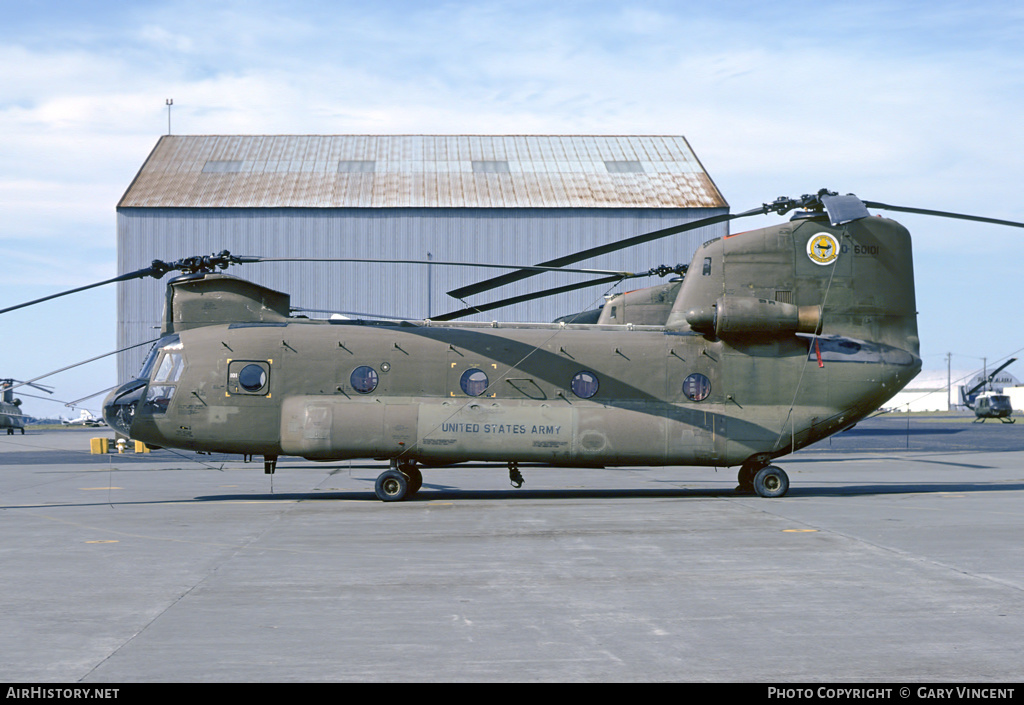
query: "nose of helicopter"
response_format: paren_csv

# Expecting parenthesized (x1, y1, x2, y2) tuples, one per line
(102, 380, 147, 437)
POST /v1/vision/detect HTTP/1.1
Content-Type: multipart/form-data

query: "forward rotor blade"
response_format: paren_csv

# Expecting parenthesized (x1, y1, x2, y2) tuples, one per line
(862, 202, 1024, 229)
(0, 252, 634, 317)
(447, 208, 762, 301)
(0, 268, 160, 316)
(431, 275, 628, 322)
(6, 338, 161, 393)
(0, 252, 253, 316)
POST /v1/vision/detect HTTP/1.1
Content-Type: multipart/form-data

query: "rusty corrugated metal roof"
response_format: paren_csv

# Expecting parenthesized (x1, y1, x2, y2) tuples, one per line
(118, 135, 727, 209)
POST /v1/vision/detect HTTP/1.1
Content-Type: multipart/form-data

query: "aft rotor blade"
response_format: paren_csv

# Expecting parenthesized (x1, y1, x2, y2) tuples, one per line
(247, 257, 634, 278)
(862, 202, 1024, 229)
(431, 275, 628, 322)
(291, 307, 417, 321)
(447, 208, 762, 301)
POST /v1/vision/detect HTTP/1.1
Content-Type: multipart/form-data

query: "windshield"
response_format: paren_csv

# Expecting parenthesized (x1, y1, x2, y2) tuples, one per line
(990, 395, 1012, 410)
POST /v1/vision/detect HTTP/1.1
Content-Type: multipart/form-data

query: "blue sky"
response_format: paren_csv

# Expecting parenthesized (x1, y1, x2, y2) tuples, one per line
(3, 0, 1023, 417)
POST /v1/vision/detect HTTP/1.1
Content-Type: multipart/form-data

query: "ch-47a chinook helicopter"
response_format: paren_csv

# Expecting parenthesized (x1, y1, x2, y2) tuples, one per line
(0, 379, 53, 434)
(6, 189, 1023, 501)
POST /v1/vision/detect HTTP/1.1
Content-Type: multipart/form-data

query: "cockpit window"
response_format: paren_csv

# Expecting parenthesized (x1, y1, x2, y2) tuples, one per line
(145, 385, 176, 412)
(143, 339, 185, 414)
(153, 352, 184, 383)
(138, 334, 181, 379)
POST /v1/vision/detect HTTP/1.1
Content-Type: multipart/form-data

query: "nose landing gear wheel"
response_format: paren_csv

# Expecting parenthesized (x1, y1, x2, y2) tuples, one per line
(752, 465, 789, 498)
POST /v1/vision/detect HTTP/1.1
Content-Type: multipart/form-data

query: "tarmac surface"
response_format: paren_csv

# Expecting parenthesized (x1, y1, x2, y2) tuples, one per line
(2, 415, 1023, 683)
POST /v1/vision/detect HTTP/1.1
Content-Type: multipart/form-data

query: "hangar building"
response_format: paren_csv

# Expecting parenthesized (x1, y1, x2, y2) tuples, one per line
(116, 135, 729, 381)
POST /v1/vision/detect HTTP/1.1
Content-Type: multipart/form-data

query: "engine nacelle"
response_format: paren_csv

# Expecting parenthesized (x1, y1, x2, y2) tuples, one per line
(686, 296, 821, 339)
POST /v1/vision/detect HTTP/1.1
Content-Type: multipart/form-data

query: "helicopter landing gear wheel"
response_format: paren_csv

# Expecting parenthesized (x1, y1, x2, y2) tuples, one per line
(737, 464, 758, 494)
(508, 462, 524, 488)
(375, 469, 409, 502)
(752, 465, 789, 498)
(397, 459, 423, 495)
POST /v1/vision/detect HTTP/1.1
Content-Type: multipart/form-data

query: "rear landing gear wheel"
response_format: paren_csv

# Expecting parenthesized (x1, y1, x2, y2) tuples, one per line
(375, 469, 409, 502)
(398, 460, 423, 495)
(753, 465, 789, 498)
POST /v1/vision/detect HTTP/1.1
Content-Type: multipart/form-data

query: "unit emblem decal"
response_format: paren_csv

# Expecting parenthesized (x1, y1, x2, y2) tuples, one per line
(806, 233, 840, 265)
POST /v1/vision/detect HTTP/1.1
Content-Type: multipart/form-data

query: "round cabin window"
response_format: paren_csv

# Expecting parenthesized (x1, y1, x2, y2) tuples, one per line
(238, 364, 267, 392)
(570, 371, 599, 399)
(460, 369, 489, 397)
(682, 373, 711, 402)
(350, 366, 379, 394)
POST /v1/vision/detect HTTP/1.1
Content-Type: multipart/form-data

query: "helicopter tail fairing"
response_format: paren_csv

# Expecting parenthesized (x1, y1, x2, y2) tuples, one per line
(661, 213, 922, 461)
(667, 214, 920, 356)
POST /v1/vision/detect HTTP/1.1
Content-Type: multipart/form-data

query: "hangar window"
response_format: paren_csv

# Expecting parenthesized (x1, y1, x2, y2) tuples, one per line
(202, 160, 246, 173)
(351, 366, 379, 394)
(570, 371, 599, 399)
(604, 160, 644, 174)
(471, 161, 510, 174)
(460, 369, 489, 397)
(338, 160, 376, 173)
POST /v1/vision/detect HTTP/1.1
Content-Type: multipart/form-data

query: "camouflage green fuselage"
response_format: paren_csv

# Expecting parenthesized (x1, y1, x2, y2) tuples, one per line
(107, 215, 922, 469)
(124, 319, 918, 467)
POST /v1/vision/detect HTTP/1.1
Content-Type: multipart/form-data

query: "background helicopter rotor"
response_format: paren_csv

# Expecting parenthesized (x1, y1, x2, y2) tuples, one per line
(962, 357, 1018, 401)
(1, 379, 54, 395)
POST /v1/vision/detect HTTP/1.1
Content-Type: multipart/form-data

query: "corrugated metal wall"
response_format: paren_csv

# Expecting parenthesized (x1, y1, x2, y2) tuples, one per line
(115, 207, 727, 380)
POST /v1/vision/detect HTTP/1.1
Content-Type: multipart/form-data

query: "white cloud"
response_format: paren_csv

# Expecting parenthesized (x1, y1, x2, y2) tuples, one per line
(138, 24, 195, 53)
